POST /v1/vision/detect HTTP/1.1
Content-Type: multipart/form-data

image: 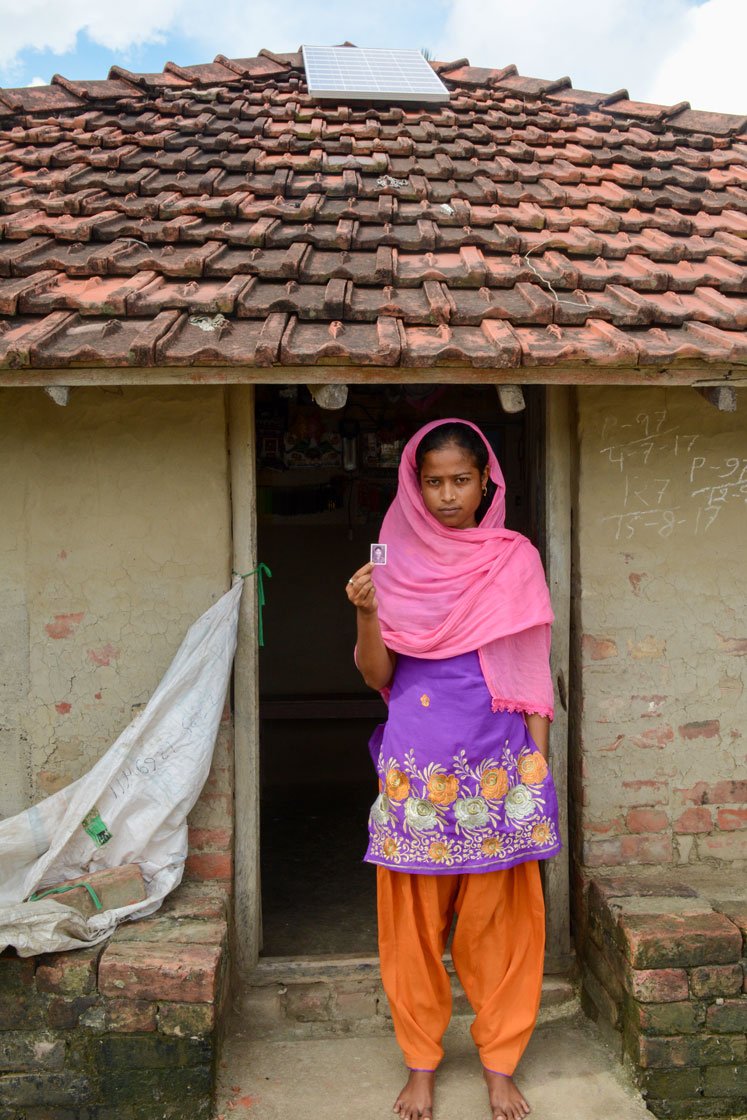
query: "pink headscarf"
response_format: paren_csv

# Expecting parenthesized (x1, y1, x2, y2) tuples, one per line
(372, 417, 555, 720)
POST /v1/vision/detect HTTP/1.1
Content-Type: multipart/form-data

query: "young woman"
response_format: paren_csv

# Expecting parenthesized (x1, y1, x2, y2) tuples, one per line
(345, 418, 561, 1120)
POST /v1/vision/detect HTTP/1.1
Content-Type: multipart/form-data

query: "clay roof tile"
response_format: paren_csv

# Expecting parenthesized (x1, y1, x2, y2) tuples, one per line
(0, 47, 744, 372)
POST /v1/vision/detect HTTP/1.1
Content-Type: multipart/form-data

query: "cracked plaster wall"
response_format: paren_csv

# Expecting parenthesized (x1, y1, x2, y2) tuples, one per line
(574, 385, 746, 868)
(0, 386, 231, 820)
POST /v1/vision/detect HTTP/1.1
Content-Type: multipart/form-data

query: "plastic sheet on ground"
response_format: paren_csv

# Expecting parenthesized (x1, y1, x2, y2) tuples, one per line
(0, 581, 243, 956)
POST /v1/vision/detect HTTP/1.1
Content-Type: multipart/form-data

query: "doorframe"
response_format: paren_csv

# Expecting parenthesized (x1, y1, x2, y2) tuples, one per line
(229, 380, 574, 976)
(543, 384, 573, 972)
(228, 384, 261, 975)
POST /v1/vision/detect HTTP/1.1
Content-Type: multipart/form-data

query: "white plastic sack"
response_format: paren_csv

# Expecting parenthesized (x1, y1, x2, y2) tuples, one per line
(0, 580, 243, 956)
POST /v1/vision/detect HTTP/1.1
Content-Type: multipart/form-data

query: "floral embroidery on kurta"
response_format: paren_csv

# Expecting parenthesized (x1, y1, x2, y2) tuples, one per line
(364, 652, 562, 874)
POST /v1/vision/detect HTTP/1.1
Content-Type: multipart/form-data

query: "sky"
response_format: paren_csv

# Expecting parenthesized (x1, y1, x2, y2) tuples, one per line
(0, 0, 745, 115)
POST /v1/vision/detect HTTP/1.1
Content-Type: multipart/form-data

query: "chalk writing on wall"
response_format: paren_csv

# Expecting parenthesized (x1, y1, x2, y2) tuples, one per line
(597, 411, 747, 541)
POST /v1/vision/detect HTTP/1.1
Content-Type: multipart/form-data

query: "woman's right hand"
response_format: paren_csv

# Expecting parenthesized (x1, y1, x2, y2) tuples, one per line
(345, 561, 378, 615)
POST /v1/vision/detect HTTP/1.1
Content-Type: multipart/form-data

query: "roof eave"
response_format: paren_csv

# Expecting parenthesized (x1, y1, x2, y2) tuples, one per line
(0, 362, 744, 389)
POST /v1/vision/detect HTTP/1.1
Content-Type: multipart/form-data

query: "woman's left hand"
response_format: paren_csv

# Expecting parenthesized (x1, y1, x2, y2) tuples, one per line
(524, 712, 549, 760)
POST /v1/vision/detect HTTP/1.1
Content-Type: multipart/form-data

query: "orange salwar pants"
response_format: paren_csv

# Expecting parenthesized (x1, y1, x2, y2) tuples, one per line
(376, 860, 546, 1075)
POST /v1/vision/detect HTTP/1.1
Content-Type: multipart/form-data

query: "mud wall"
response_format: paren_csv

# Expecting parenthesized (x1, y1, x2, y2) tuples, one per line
(573, 385, 746, 868)
(0, 386, 232, 820)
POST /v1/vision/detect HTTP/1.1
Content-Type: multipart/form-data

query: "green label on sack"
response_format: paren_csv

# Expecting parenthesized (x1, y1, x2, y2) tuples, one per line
(81, 807, 112, 847)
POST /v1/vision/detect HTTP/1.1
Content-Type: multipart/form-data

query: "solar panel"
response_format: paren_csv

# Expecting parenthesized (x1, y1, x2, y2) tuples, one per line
(302, 46, 450, 103)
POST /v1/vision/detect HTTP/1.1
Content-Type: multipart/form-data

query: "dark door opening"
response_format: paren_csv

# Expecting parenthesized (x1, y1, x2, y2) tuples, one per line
(257, 383, 545, 957)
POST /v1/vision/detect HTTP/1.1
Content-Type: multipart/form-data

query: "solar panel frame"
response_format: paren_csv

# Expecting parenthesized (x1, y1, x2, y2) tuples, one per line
(301, 45, 450, 103)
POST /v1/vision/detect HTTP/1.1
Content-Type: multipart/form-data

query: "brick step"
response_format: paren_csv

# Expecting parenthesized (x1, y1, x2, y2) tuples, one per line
(238, 955, 579, 1041)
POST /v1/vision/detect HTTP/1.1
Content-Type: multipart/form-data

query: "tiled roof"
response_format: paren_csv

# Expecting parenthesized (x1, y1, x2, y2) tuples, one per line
(0, 48, 746, 377)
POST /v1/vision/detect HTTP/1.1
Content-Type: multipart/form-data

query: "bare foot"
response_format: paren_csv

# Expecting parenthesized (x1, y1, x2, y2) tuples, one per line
(393, 1069, 435, 1119)
(483, 1069, 531, 1120)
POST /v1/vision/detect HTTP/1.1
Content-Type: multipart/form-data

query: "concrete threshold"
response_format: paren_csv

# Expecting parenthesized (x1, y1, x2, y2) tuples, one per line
(213, 1009, 653, 1120)
(240, 955, 578, 1043)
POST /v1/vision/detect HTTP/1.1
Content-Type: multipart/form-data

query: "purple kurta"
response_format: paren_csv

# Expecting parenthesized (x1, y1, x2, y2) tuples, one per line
(364, 651, 562, 874)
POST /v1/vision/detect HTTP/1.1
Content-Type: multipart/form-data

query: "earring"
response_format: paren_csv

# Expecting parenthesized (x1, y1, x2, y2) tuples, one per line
(482, 486, 488, 496)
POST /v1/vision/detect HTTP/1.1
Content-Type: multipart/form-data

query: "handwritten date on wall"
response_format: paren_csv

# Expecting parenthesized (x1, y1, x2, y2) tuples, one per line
(598, 410, 747, 541)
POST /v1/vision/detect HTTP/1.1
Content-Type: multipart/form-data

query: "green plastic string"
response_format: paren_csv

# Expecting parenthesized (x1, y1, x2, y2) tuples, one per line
(29, 882, 104, 911)
(233, 562, 272, 647)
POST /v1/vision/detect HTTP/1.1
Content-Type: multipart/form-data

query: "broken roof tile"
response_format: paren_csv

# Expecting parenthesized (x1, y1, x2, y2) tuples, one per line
(237, 278, 332, 320)
(0, 312, 75, 367)
(153, 311, 271, 364)
(0, 271, 59, 315)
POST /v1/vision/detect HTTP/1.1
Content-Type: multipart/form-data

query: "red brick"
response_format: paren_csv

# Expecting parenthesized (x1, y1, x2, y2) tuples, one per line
(583, 837, 623, 867)
(626, 808, 669, 834)
(696, 831, 747, 860)
(636, 1033, 747, 1069)
(35, 946, 103, 996)
(284, 982, 334, 1022)
(159, 882, 230, 922)
(105, 999, 158, 1032)
(706, 999, 747, 1032)
(583, 833, 673, 867)
(582, 968, 621, 1028)
(627, 636, 666, 660)
(638, 1068, 703, 1102)
(99, 942, 222, 1003)
(0, 951, 36, 989)
(690, 964, 744, 999)
(114, 917, 227, 946)
(46, 994, 97, 1029)
(675, 780, 747, 807)
(716, 807, 747, 830)
(619, 911, 742, 969)
(620, 779, 669, 807)
(630, 726, 674, 749)
(718, 906, 747, 955)
(620, 834, 673, 863)
(582, 634, 618, 660)
(184, 851, 232, 881)
(157, 1001, 215, 1037)
(186, 826, 232, 852)
(673, 807, 712, 834)
(703, 1063, 747, 1099)
(632, 1000, 702, 1035)
(33, 864, 145, 918)
(584, 939, 627, 1003)
(585, 816, 624, 835)
(589, 875, 698, 902)
(678, 720, 720, 740)
(628, 968, 689, 1003)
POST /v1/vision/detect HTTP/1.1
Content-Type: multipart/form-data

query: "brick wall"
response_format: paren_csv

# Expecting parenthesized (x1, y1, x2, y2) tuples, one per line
(0, 702, 235, 1119)
(0, 881, 231, 1120)
(186, 708, 235, 884)
(573, 385, 747, 871)
(579, 870, 747, 1119)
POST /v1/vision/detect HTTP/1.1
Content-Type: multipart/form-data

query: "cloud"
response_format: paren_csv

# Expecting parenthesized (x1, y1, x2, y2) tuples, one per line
(647, 0, 747, 113)
(0, 0, 433, 80)
(433, 0, 745, 113)
(0, 0, 178, 68)
(0, 0, 743, 114)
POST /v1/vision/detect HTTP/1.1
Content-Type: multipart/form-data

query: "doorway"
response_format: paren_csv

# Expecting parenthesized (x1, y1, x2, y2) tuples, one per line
(255, 383, 546, 958)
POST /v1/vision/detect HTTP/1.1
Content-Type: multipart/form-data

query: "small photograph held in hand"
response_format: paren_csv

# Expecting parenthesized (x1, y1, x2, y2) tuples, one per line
(370, 543, 387, 565)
